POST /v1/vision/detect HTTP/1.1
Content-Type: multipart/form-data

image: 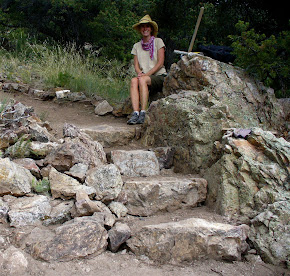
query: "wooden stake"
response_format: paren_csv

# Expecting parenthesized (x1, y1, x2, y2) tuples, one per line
(188, 7, 204, 53)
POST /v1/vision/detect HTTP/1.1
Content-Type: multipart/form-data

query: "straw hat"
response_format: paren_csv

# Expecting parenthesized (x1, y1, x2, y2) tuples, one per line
(133, 15, 158, 37)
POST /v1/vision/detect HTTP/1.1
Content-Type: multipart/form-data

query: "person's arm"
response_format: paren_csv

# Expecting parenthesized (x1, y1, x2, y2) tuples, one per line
(144, 47, 165, 76)
(133, 55, 143, 75)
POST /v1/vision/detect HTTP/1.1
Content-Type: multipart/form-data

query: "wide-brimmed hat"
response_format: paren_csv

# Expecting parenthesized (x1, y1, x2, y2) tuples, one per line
(133, 15, 158, 37)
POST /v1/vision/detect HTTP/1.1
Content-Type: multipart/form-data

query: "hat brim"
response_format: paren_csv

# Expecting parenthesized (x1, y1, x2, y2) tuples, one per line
(133, 21, 158, 37)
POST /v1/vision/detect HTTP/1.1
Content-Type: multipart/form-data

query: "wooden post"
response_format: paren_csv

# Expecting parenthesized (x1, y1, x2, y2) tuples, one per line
(188, 7, 204, 53)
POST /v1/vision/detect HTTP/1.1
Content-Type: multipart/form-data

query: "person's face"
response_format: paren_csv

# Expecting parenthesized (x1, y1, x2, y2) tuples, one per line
(139, 23, 152, 37)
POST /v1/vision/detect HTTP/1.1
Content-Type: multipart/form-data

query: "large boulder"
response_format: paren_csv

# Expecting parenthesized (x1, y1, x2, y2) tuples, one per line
(204, 128, 290, 267)
(0, 158, 35, 196)
(142, 55, 285, 173)
(127, 218, 249, 264)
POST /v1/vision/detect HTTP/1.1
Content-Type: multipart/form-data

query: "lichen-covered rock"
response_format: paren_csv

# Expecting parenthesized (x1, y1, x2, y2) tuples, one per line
(0, 158, 35, 196)
(204, 128, 290, 267)
(8, 195, 51, 227)
(250, 201, 290, 268)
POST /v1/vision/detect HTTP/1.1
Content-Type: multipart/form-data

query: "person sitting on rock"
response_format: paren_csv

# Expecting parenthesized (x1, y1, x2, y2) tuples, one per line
(127, 15, 167, 125)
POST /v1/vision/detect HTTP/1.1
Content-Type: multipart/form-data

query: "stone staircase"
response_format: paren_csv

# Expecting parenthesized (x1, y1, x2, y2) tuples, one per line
(82, 123, 250, 264)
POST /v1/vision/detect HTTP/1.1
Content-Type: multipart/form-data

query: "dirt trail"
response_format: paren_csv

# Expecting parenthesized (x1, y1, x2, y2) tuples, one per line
(0, 90, 129, 138)
(0, 89, 288, 276)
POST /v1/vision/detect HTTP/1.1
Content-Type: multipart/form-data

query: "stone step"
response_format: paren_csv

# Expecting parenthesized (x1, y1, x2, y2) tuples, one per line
(122, 175, 207, 216)
(111, 149, 160, 177)
(127, 217, 249, 264)
(81, 124, 140, 148)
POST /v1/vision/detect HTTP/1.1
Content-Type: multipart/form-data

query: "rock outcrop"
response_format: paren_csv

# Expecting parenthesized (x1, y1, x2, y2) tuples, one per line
(204, 128, 290, 267)
(142, 54, 286, 174)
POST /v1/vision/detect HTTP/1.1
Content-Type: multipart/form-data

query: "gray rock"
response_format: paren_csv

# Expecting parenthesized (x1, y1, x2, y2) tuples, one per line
(127, 218, 249, 264)
(30, 216, 108, 262)
(108, 202, 128, 218)
(3, 82, 29, 93)
(28, 122, 55, 142)
(44, 124, 106, 171)
(12, 158, 41, 178)
(42, 200, 74, 226)
(108, 222, 131, 252)
(250, 201, 290, 268)
(82, 124, 137, 148)
(94, 100, 113, 115)
(0, 158, 35, 196)
(65, 163, 88, 183)
(8, 195, 51, 227)
(29, 141, 59, 158)
(111, 150, 160, 177)
(1, 246, 28, 275)
(0, 198, 9, 223)
(123, 176, 207, 216)
(150, 147, 175, 169)
(85, 164, 123, 203)
(49, 167, 96, 200)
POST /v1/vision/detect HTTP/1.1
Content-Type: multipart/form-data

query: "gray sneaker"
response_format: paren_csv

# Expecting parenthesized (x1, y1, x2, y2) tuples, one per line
(136, 111, 146, 124)
(127, 112, 139, 125)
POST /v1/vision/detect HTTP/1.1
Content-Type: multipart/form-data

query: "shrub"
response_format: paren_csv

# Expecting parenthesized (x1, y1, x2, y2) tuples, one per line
(229, 21, 290, 98)
(31, 177, 50, 195)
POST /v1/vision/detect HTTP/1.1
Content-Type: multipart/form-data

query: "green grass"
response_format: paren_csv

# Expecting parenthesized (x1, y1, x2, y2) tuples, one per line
(0, 42, 134, 103)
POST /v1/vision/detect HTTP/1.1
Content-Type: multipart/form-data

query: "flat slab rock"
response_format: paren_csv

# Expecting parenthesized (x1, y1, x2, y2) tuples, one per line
(111, 150, 160, 177)
(29, 216, 108, 262)
(123, 176, 207, 216)
(127, 217, 249, 264)
(81, 124, 137, 148)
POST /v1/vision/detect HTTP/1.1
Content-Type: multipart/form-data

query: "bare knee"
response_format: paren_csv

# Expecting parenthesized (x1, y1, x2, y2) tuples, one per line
(138, 76, 150, 86)
(131, 77, 139, 88)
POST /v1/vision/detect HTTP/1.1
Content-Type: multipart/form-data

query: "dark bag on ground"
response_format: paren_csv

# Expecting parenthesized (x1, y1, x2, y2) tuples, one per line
(197, 45, 235, 63)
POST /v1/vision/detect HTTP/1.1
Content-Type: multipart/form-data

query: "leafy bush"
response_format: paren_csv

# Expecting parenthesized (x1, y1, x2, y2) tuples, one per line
(229, 21, 289, 98)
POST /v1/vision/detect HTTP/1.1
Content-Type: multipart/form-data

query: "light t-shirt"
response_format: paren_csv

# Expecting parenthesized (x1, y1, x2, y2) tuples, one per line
(131, 38, 167, 76)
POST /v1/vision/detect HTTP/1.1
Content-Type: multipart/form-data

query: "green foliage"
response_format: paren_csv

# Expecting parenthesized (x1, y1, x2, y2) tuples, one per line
(5, 136, 31, 158)
(0, 42, 132, 102)
(229, 21, 290, 98)
(31, 177, 50, 195)
(1, 0, 288, 95)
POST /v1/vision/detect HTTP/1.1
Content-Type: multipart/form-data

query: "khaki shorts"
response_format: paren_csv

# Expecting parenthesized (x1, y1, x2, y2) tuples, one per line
(149, 74, 166, 93)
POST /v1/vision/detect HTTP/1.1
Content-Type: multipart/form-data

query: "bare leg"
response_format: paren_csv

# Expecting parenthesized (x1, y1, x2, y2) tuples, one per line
(130, 77, 140, 111)
(138, 76, 151, 110)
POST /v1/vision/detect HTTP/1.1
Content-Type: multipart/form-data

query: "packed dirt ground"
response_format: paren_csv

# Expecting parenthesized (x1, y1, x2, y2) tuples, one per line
(0, 89, 289, 276)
